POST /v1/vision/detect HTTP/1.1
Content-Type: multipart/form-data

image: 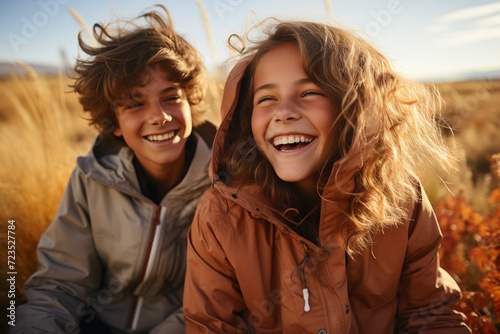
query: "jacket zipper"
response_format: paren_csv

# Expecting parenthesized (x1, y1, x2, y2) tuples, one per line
(298, 242, 311, 312)
(299, 238, 344, 332)
(127, 205, 162, 330)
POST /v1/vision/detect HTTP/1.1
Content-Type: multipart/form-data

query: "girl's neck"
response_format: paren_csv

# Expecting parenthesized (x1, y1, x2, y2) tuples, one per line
(290, 203, 321, 246)
(296, 175, 322, 207)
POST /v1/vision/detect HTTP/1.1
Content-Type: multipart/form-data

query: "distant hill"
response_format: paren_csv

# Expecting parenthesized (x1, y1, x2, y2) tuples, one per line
(409, 68, 500, 83)
(0, 62, 68, 77)
(430, 68, 500, 83)
(1, 61, 499, 83)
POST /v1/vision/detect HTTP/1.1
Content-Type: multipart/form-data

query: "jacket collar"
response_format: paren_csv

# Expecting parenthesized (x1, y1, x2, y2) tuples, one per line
(77, 131, 211, 204)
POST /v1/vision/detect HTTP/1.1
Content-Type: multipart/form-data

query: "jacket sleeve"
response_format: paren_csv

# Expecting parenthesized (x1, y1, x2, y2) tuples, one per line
(149, 305, 184, 334)
(395, 186, 471, 333)
(12, 169, 102, 334)
(183, 191, 249, 333)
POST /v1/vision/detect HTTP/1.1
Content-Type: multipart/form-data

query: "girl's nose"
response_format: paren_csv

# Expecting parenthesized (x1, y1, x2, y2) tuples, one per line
(274, 101, 301, 123)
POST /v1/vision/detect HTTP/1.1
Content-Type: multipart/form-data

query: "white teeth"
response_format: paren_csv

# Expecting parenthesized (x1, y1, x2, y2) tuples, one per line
(146, 131, 175, 142)
(273, 135, 313, 147)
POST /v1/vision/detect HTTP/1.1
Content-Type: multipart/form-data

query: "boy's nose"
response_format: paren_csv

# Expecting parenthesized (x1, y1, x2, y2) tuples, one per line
(150, 104, 172, 125)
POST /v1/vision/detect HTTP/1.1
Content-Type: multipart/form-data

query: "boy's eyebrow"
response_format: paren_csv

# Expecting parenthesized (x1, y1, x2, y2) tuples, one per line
(119, 86, 181, 101)
(161, 86, 181, 94)
(253, 78, 312, 95)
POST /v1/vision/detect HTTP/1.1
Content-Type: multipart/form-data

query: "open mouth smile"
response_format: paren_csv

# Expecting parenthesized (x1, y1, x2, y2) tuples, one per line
(272, 134, 314, 152)
(144, 130, 176, 142)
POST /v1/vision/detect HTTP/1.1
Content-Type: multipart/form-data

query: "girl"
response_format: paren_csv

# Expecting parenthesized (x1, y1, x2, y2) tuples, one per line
(183, 20, 470, 333)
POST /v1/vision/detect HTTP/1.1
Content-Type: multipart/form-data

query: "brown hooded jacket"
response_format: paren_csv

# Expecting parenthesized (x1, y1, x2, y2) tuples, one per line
(183, 60, 470, 334)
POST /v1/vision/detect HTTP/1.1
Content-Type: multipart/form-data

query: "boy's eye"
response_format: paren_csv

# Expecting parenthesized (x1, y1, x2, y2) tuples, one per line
(163, 96, 181, 103)
(125, 102, 142, 110)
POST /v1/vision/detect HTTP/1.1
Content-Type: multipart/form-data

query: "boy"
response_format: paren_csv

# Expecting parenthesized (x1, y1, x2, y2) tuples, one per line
(14, 5, 214, 333)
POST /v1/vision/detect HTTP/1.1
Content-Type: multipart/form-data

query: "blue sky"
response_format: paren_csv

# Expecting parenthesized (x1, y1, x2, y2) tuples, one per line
(1, 0, 499, 81)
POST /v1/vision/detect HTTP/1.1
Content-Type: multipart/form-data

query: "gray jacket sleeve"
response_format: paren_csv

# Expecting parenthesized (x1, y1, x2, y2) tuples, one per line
(149, 305, 185, 334)
(12, 169, 102, 334)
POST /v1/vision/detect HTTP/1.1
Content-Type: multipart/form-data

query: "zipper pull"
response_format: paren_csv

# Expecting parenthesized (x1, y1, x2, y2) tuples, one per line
(299, 242, 311, 312)
(303, 288, 311, 312)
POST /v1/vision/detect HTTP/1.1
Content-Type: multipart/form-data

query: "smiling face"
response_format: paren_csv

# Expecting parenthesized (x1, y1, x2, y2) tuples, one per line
(113, 66, 193, 180)
(251, 43, 336, 194)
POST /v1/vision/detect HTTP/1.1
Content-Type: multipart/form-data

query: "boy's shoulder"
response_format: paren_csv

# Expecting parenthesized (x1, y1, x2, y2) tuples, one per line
(74, 134, 140, 194)
(76, 135, 131, 173)
(194, 120, 217, 149)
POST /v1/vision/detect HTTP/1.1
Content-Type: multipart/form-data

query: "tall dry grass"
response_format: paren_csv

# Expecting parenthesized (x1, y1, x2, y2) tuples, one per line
(422, 80, 500, 213)
(438, 80, 500, 175)
(0, 67, 95, 298)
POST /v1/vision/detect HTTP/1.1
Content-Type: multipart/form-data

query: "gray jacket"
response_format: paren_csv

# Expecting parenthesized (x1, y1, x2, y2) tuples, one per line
(14, 130, 212, 333)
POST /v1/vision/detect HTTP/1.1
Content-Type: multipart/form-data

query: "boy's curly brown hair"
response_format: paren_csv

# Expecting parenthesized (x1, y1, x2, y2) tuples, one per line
(72, 5, 207, 135)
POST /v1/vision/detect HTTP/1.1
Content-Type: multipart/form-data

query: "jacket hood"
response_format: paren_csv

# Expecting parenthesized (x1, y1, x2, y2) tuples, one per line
(211, 56, 380, 211)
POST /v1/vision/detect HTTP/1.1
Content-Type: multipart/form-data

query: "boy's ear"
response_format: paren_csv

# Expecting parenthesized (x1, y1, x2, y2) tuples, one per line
(113, 127, 122, 137)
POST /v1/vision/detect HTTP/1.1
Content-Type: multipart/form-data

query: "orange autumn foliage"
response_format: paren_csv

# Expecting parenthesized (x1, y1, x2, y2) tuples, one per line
(437, 154, 500, 333)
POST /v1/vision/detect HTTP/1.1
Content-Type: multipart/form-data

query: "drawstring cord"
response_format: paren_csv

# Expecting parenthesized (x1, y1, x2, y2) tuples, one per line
(211, 178, 223, 187)
(299, 247, 311, 312)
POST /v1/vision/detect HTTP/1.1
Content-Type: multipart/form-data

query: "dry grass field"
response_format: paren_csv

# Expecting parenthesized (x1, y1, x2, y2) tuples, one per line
(429, 79, 500, 211)
(0, 68, 499, 331)
(438, 79, 500, 173)
(0, 72, 95, 305)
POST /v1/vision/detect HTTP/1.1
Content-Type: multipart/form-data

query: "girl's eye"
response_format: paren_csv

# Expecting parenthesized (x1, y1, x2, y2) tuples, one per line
(256, 96, 275, 105)
(301, 90, 324, 98)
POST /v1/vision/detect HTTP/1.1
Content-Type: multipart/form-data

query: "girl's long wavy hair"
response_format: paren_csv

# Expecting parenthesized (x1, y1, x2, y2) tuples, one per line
(221, 20, 455, 255)
(72, 5, 207, 136)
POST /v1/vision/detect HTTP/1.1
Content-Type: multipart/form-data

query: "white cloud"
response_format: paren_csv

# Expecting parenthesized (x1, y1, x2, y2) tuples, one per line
(438, 1, 500, 23)
(425, 23, 450, 34)
(438, 26, 500, 47)
(476, 13, 500, 26)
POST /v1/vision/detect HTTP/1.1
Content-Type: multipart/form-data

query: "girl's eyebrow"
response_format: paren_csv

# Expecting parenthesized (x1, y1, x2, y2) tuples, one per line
(253, 83, 275, 95)
(253, 78, 312, 95)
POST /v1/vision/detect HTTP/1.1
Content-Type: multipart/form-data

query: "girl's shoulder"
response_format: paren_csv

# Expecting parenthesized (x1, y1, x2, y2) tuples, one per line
(196, 186, 246, 224)
(194, 185, 264, 245)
